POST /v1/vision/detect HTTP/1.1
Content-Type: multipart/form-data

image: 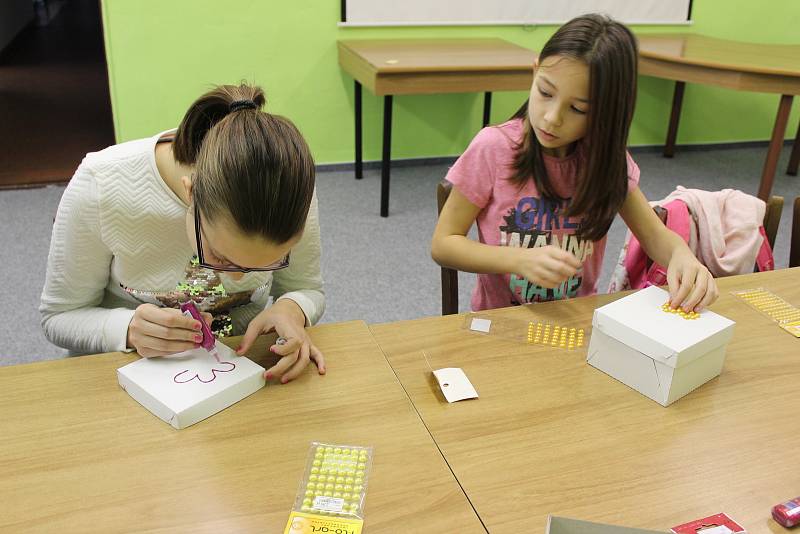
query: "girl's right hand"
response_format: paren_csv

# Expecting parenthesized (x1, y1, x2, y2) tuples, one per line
(514, 245, 582, 289)
(126, 303, 212, 358)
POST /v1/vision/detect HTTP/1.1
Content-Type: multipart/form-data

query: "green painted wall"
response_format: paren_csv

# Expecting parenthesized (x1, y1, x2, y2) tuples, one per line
(101, 0, 799, 164)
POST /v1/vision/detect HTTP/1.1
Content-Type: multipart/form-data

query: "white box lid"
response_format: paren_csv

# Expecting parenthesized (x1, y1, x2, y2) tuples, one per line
(592, 286, 735, 368)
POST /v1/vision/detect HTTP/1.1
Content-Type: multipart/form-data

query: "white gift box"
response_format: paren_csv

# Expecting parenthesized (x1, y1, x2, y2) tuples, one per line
(118, 343, 265, 429)
(587, 286, 735, 406)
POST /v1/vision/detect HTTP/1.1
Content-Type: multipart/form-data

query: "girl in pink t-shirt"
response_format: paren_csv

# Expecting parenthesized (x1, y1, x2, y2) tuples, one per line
(432, 14, 718, 313)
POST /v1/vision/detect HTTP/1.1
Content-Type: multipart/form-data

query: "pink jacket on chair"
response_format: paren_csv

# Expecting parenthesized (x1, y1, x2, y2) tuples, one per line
(607, 187, 773, 292)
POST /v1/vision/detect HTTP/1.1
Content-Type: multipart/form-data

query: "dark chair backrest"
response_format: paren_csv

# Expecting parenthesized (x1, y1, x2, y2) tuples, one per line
(791, 197, 800, 268)
(436, 180, 459, 315)
(763, 195, 783, 250)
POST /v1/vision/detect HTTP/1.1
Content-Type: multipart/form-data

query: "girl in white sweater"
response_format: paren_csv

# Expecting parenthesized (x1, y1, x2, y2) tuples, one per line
(40, 84, 325, 384)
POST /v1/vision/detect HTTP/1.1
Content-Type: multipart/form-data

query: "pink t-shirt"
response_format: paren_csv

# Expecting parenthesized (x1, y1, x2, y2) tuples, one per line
(446, 118, 640, 311)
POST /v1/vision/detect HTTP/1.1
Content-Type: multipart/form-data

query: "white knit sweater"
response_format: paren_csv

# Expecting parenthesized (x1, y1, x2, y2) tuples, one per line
(40, 131, 325, 355)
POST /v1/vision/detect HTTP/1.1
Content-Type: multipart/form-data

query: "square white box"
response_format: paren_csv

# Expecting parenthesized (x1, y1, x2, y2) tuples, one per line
(587, 286, 735, 406)
(118, 344, 265, 429)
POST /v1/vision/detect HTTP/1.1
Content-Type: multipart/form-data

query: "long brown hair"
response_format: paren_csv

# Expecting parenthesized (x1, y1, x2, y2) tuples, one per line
(510, 14, 638, 242)
(173, 83, 315, 244)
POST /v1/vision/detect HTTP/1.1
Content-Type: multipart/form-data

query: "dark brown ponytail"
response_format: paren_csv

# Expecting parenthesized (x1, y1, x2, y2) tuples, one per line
(173, 83, 315, 245)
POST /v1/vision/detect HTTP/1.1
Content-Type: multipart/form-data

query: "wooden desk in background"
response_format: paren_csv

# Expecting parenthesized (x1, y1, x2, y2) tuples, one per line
(638, 34, 800, 201)
(0, 321, 484, 533)
(338, 38, 536, 217)
(371, 268, 800, 533)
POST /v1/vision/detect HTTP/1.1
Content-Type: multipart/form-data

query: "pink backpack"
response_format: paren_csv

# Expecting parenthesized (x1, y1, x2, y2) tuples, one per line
(624, 199, 774, 289)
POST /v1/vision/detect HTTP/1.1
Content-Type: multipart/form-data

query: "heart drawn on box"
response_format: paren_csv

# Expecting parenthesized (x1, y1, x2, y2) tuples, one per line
(173, 361, 236, 384)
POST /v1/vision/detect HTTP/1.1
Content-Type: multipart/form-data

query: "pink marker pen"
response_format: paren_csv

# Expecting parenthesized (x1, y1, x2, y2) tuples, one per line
(179, 301, 219, 360)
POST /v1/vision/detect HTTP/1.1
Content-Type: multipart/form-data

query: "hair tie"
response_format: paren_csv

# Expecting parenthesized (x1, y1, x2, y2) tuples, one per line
(229, 99, 257, 113)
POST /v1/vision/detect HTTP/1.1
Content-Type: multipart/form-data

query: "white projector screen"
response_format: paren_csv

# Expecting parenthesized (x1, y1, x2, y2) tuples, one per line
(341, 0, 693, 26)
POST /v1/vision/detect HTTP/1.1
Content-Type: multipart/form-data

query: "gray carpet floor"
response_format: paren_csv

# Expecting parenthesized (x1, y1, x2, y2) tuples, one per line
(1, 144, 797, 365)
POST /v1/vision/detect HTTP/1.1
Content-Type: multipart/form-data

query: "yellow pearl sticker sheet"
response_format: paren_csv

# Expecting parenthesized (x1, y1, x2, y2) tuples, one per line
(733, 287, 800, 338)
(463, 313, 590, 351)
(525, 321, 585, 350)
(284, 442, 372, 534)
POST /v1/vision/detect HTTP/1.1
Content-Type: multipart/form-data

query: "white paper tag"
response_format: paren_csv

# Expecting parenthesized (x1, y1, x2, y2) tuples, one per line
(470, 318, 491, 333)
(312, 496, 344, 513)
(696, 527, 733, 534)
(433, 367, 479, 403)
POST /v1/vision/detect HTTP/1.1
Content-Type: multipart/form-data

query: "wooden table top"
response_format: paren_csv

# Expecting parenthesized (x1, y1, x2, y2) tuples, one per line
(638, 33, 800, 94)
(638, 33, 800, 78)
(371, 268, 800, 533)
(338, 38, 536, 95)
(0, 321, 484, 533)
(338, 38, 536, 74)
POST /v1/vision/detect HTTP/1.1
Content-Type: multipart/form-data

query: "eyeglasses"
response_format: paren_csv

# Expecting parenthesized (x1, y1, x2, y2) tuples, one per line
(193, 203, 290, 273)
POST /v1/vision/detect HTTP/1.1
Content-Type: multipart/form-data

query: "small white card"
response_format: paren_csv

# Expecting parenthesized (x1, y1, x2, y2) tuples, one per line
(470, 318, 492, 333)
(433, 367, 479, 403)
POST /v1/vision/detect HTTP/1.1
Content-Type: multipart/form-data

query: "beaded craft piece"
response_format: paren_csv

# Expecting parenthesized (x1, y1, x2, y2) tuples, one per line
(660, 302, 700, 319)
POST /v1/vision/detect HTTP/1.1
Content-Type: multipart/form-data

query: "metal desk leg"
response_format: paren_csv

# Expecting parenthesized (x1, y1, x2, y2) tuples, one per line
(788, 116, 800, 176)
(483, 92, 492, 127)
(380, 95, 393, 217)
(664, 81, 685, 158)
(354, 81, 363, 180)
(758, 94, 793, 201)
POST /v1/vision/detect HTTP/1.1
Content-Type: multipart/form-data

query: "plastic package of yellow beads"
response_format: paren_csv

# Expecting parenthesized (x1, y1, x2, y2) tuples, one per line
(732, 287, 800, 338)
(284, 442, 373, 534)
(463, 313, 589, 350)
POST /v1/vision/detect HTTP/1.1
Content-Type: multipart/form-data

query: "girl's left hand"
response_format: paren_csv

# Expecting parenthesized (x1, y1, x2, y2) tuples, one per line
(666, 250, 719, 312)
(236, 299, 326, 383)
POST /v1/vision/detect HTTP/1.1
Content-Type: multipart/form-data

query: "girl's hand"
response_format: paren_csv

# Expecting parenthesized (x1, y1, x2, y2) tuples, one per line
(666, 250, 718, 312)
(127, 303, 213, 357)
(515, 245, 582, 289)
(236, 299, 326, 384)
